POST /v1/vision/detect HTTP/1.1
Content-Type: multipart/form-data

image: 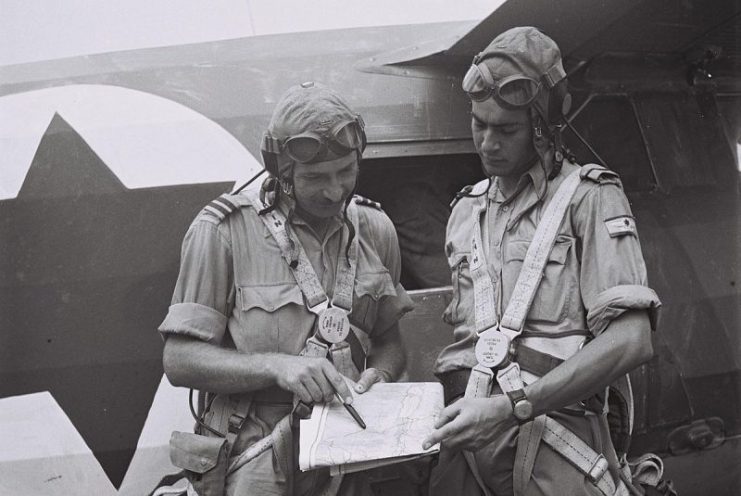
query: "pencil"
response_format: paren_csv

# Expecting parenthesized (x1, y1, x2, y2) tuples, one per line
(335, 392, 367, 429)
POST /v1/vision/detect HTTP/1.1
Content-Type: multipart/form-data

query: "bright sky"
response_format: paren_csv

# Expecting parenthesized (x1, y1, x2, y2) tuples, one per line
(0, 0, 499, 66)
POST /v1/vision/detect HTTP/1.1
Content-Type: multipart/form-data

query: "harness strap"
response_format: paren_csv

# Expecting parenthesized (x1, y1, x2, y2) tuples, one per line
(470, 200, 499, 333)
(540, 417, 629, 496)
(500, 168, 582, 333)
(513, 415, 546, 496)
(464, 364, 494, 399)
(250, 195, 359, 313)
(496, 362, 525, 394)
(516, 345, 564, 377)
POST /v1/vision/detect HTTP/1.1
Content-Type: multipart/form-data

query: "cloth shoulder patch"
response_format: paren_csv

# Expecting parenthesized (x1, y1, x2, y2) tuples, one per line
(197, 193, 247, 225)
(604, 215, 637, 237)
(353, 194, 382, 210)
(580, 163, 620, 185)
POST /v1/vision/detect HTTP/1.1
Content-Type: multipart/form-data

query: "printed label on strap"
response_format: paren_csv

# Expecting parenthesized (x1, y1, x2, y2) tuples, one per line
(470, 202, 499, 333)
(474, 328, 510, 368)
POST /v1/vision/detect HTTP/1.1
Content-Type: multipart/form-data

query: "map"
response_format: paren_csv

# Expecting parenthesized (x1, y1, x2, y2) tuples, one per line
(299, 382, 443, 475)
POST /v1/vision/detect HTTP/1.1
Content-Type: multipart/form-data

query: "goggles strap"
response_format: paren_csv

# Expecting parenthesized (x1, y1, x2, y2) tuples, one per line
(262, 134, 281, 154)
(542, 63, 566, 88)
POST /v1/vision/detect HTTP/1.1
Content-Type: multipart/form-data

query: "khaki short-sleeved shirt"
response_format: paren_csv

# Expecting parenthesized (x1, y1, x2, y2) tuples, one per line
(159, 190, 414, 357)
(435, 160, 661, 376)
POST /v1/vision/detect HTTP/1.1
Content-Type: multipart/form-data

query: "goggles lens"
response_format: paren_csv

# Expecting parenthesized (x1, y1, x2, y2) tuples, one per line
(264, 118, 366, 165)
(498, 78, 540, 107)
(462, 64, 541, 108)
(284, 136, 323, 163)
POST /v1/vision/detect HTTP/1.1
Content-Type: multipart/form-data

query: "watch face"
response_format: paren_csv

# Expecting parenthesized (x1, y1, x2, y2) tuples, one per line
(514, 399, 533, 420)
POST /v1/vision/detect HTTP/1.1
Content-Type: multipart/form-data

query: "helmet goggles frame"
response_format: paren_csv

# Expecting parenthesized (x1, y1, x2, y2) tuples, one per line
(462, 57, 566, 110)
(262, 116, 366, 165)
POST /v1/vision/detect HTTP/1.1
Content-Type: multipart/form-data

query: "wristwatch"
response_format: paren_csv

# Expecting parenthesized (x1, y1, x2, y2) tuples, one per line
(506, 389, 533, 424)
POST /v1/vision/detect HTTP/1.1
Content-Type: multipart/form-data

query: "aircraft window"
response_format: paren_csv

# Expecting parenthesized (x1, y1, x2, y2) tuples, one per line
(564, 96, 655, 192)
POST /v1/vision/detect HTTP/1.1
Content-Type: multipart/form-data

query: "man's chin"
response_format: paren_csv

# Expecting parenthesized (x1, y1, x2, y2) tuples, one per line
(481, 161, 508, 177)
(309, 203, 344, 219)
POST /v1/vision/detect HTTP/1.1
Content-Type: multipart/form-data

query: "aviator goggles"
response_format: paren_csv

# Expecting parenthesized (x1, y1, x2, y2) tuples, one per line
(262, 116, 366, 164)
(462, 58, 566, 109)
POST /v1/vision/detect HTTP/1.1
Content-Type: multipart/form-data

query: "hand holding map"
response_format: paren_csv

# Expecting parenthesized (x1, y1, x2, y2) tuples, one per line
(299, 381, 444, 476)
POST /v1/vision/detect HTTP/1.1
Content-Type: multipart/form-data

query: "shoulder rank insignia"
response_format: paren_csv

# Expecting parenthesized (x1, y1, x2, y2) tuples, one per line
(199, 193, 241, 224)
(579, 163, 620, 184)
(353, 194, 382, 210)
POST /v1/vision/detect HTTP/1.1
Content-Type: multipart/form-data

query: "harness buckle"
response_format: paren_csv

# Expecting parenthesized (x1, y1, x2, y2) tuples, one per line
(307, 297, 329, 316)
(228, 413, 246, 434)
(587, 454, 609, 484)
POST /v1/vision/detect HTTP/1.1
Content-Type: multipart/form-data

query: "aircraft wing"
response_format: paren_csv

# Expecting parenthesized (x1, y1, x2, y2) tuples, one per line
(361, 0, 741, 86)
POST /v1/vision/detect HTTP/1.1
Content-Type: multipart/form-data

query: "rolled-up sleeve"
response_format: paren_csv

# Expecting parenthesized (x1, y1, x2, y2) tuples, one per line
(575, 183, 661, 335)
(158, 221, 234, 344)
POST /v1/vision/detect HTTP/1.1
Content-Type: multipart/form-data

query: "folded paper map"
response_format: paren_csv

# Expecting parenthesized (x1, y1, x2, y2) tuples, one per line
(299, 382, 443, 476)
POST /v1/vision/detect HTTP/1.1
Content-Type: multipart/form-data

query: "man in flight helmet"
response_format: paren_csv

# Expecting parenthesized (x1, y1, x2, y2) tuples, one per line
(159, 82, 413, 495)
(424, 27, 661, 496)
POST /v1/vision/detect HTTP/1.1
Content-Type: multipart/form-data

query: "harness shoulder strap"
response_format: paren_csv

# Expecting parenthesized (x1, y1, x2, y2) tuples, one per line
(500, 167, 582, 333)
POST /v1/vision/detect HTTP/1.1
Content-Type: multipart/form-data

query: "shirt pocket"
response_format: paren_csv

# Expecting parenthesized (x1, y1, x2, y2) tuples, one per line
(351, 269, 397, 333)
(237, 283, 305, 353)
(444, 253, 472, 327)
(503, 237, 574, 323)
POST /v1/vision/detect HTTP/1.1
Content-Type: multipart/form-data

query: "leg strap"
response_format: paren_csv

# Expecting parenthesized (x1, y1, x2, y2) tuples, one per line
(541, 417, 629, 496)
(513, 415, 546, 496)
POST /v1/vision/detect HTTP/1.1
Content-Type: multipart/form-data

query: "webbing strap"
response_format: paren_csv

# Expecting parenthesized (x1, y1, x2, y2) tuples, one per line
(496, 362, 525, 394)
(541, 417, 629, 496)
(470, 201, 499, 333)
(513, 415, 546, 496)
(329, 342, 359, 380)
(464, 169, 583, 401)
(250, 196, 359, 312)
(500, 168, 581, 332)
(464, 364, 494, 398)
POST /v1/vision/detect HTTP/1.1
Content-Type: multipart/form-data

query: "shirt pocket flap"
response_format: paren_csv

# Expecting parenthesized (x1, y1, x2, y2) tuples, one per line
(355, 270, 397, 301)
(505, 239, 570, 265)
(449, 252, 468, 269)
(239, 283, 304, 312)
(169, 431, 226, 474)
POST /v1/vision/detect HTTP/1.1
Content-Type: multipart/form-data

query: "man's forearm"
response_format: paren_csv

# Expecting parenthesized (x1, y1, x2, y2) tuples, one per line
(163, 335, 284, 394)
(525, 309, 653, 417)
